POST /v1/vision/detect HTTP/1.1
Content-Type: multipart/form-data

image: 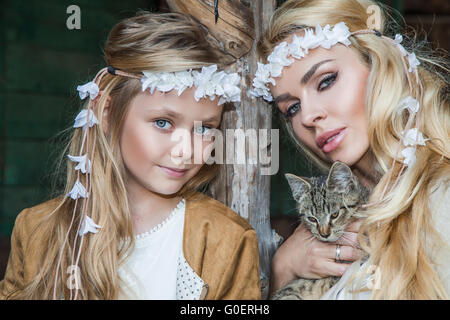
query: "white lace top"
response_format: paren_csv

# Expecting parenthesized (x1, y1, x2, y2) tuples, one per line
(118, 199, 186, 300)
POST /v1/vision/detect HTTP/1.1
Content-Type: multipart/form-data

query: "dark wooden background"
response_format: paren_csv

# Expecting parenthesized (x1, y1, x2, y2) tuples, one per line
(0, 0, 448, 280)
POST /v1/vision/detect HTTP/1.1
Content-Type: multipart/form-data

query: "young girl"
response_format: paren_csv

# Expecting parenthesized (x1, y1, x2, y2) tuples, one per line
(0, 11, 260, 300)
(252, 0, 449, 299)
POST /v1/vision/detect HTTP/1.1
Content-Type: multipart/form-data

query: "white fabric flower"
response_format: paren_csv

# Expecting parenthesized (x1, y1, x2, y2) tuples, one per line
(140, 65, 239, 104)
(256, 62, 276, 86)
(250, 63, 275, 101)
(402, 128, 426, 146)
(73, 109, 99, 130)
(397, 96, 420, 114)
(393, 34, 408, 56)
(289, 34, 306, 59)
(156, 72, 178, 93)
(408, 52, 420, 72)
(79, 215, 102, 237)
(219, 73, 241, 105)
(174, 70, 194, 96)
(192, 65, 221, 101)
(319, 24, 337, 49)
(68, 154, 92, 174)
(67, 180, 88, 199)
(329, 22, 352, 47)
(401, 147, 417, 166)
(250, 22, 352, 101)
(141, 71, 160, 94)
(302, 27, 325, 52)
(267, 42, 294, 77)
(77, 81, 99, 100)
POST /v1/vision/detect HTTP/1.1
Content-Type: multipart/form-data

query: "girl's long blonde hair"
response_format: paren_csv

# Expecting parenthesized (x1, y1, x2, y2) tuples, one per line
(259, 0, 449, 299)
(7, 11, 226, 299)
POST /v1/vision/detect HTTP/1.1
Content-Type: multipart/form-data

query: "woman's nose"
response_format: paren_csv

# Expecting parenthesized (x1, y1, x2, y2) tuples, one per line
(300, 102, 327, 127)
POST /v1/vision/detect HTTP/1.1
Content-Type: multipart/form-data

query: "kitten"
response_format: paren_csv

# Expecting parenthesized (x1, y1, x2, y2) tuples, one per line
(271, 161, 369, 300)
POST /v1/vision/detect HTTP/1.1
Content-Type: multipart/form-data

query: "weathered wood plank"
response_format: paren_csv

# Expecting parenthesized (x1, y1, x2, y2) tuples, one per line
(167, 0, 255, 59)
(168, 0, 278, 299)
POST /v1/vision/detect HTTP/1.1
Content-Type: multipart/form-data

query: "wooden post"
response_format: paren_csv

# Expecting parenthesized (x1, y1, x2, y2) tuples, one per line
(166, 0, 278, 299)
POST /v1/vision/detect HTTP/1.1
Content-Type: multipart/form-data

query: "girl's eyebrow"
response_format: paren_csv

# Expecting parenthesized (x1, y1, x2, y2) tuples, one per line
(146, 107, 181, 119)
(146, 107, 221, 123)
(202, 115, 222, 123)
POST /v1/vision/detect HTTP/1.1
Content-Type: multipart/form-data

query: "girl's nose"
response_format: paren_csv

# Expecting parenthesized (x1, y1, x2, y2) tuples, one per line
(170, 129, 194, 164)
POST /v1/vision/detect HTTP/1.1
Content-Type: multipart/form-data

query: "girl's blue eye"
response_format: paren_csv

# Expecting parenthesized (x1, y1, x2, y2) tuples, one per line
(318, 72, 338, 91)
(155, 119, 172, 130)
(194, 126, 212, 135)
(286, 103, 301, 118)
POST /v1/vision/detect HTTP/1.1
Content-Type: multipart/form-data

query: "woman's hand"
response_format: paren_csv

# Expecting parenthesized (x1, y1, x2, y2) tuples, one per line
(270, 219, 364, 294)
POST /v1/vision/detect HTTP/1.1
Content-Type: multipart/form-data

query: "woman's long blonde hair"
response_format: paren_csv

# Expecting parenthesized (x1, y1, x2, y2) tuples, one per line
(6, 11, 226, 299)
(259, 0, 449, 299)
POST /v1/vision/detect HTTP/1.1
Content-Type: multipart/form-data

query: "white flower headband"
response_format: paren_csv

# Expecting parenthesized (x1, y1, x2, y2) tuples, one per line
(54, 64, 241, 299)
(250, 22, 427, 202)
(70, 64, 240, 229)
(78, 64, 241, 106)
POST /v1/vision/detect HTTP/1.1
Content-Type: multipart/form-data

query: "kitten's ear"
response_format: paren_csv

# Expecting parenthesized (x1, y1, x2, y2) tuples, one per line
(285, 173, 311, 202)
(326, 161, 357, 193)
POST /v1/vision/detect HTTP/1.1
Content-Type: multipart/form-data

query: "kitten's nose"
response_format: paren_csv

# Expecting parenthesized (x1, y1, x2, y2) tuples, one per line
(319, 226, 331, 238)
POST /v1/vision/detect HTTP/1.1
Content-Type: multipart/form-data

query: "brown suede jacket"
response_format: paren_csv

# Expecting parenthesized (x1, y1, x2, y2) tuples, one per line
(0, 192, 261, 300)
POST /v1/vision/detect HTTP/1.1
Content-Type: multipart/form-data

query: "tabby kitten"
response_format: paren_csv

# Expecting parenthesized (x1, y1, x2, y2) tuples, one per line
(271, 161, 369, 300)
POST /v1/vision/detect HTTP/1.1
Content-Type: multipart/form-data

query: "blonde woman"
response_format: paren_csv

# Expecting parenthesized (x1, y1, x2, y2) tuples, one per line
(0, 11, 260, 300)
(253, 0, 449, 299)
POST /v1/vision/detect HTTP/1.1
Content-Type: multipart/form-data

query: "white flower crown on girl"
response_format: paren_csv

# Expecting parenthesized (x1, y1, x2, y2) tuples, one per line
(77, 64, 241, 106)
(67, 64, 241, 236)
(54, 64, 242, 299)
(250, 22, 426, 171)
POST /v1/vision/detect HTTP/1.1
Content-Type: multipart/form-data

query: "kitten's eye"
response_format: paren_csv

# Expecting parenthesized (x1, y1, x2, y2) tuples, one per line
(331, 211, 339, 219)
(307, 217, 317, 223)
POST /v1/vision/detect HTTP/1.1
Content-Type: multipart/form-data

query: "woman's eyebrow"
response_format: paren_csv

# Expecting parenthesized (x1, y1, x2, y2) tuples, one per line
(273, 59, 335, 105)
(300, 59, 334, 85)
(273, 93, 295, 106)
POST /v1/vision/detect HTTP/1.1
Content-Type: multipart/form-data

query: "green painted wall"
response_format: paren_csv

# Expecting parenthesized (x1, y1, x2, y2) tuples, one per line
(0, 0, 156, 236)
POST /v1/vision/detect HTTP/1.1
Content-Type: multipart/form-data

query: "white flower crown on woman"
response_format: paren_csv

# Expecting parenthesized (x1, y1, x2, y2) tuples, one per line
(250, 22, 420, 102)
(250, 21, 427, 196)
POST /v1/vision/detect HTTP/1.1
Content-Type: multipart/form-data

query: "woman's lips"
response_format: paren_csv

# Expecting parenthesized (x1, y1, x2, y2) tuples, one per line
(158, 166, 188, 178)
(318, 128, 346, 153)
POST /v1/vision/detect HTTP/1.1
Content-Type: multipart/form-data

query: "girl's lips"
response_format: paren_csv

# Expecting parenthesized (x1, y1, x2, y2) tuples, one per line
(322, 128, 346, 153)
(158, 166, 188, 178)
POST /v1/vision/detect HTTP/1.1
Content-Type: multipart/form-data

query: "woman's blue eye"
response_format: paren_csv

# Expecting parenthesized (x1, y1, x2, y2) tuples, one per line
(155, 119, 172, 130)
(318, 72, 338, 91)
(286, 103, 301, 118)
